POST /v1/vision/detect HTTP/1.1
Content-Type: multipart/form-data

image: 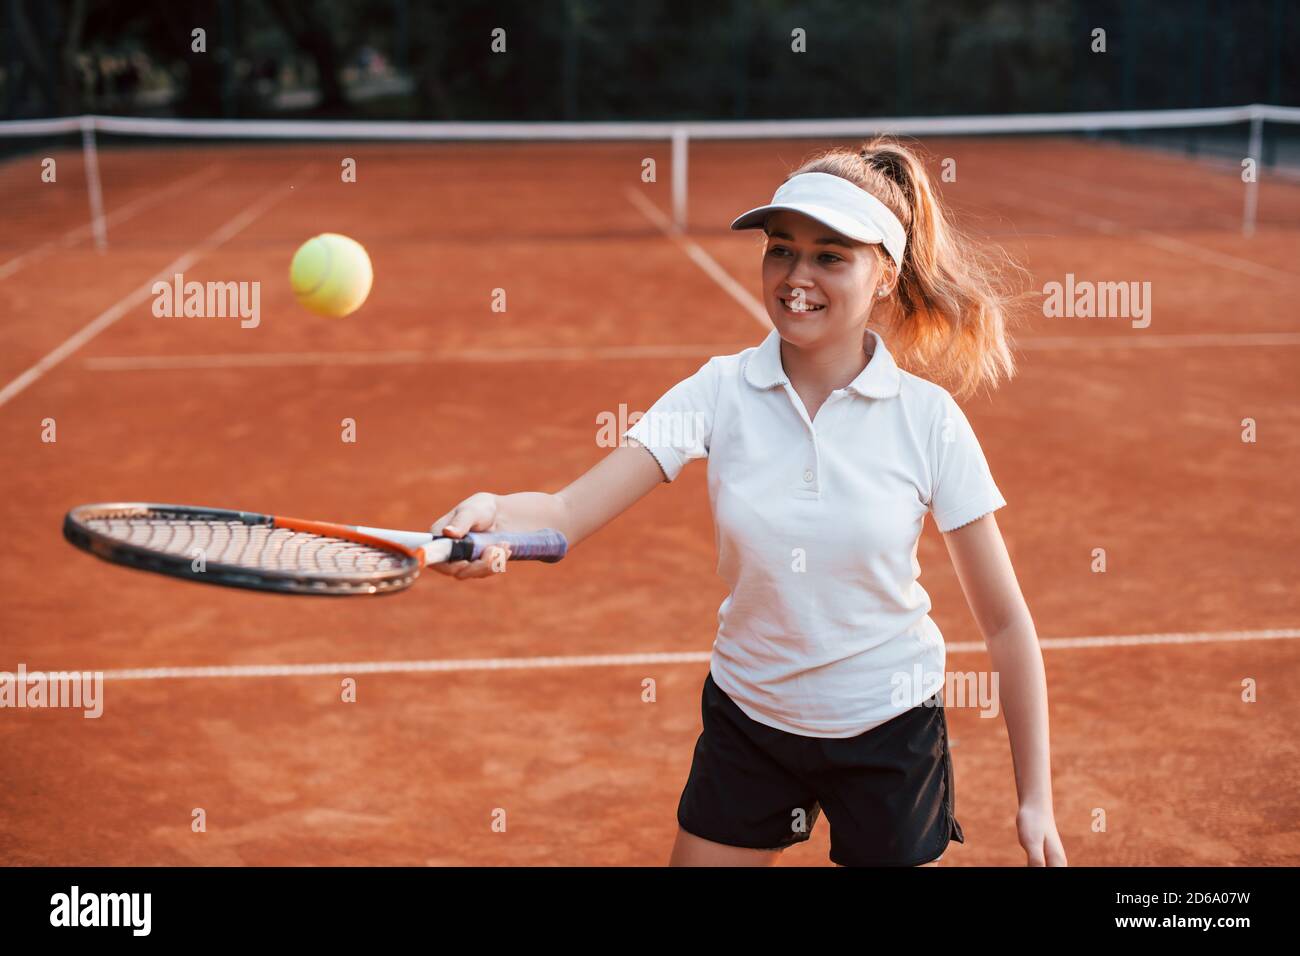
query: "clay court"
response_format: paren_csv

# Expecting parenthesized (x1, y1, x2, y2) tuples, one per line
(1, 120, 1298, 865)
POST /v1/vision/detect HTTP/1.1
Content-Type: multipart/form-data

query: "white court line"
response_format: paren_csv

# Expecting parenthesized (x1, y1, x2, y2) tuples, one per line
(623, 186, 772, 330)
(84, 183, 774, 376)
(971, 154, 1245, 232)
(1025, 170, 1241, 232)
(32, 627, 1297, 683)
(83, 342, 756, 372)
(0, 163, 224, 282)
(1014, 331, 1300, 349)
(1136, 230, 1300, 283)
(81, 330, 1300, 372)
(0, 168, 307, 411)
(987, 188, 1300, 284)
(1029, 628, 1300, 650)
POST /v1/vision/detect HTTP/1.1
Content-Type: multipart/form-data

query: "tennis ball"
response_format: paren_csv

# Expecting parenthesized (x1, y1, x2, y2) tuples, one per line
(290, 233, 373, 318)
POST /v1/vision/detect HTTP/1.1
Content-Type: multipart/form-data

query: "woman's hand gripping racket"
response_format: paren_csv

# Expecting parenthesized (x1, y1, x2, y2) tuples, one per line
(63, 502, 567, 596)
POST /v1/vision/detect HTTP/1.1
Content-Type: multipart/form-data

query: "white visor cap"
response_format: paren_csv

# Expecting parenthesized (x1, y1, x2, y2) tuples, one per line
(730, 171, 906, 270)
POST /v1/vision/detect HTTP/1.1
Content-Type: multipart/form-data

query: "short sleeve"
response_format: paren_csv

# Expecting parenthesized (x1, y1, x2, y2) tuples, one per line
(622, 358, 719, 482)
(927, 394, 1006, 533)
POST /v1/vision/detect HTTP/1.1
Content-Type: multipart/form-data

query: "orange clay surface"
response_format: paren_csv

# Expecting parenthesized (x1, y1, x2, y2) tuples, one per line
(1, 137, 1298, 865)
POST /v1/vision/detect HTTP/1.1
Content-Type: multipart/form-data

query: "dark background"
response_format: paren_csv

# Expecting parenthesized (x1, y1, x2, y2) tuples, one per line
(2, 0, 1295, 122)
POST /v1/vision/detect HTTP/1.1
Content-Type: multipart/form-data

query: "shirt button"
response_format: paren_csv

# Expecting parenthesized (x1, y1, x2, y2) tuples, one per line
(803, 469, 814, 482)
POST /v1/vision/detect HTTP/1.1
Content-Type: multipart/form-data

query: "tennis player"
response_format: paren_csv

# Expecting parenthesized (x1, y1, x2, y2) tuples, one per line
(432, 137, 1066, 868)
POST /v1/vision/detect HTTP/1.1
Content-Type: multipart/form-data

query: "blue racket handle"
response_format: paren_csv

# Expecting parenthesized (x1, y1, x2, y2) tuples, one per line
(457, 529, 568, 563)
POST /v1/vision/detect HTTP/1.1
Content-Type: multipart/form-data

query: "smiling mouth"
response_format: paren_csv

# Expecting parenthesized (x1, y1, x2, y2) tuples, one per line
(779, 298, 826, 314)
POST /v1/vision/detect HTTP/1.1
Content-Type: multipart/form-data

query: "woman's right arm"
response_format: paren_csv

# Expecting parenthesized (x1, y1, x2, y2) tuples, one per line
(430, 441, 666, 579)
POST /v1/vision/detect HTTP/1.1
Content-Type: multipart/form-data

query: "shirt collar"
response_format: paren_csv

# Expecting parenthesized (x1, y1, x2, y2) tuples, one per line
(743, 327, 902, 399)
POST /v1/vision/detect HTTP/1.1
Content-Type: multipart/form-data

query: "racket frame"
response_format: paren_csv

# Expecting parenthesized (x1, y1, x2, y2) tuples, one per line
(65, 503, 425, 596)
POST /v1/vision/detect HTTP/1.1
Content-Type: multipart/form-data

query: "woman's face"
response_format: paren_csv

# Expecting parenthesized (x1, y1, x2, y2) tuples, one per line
(761, 209, 889, 349)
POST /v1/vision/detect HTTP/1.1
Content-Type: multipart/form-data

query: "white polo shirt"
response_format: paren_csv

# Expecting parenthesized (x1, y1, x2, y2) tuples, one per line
(624, 327, 1005, 738)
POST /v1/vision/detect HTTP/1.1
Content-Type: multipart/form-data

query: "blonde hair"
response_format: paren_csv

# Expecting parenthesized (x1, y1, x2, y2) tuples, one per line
(788, 137, 1025, 398)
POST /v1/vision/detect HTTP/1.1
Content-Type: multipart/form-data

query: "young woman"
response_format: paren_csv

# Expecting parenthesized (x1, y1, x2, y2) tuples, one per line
(432, 138, 1067, 868)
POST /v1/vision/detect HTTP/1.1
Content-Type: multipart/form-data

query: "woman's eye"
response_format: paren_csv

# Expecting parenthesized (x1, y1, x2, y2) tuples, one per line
(766, 246, 840, 264)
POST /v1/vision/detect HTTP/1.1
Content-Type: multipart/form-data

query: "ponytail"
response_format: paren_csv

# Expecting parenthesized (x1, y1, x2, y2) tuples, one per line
(789, 137, 1026, 398)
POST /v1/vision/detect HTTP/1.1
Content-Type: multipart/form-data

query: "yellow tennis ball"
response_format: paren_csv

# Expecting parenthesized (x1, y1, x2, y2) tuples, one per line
(290, 233, 373, 318)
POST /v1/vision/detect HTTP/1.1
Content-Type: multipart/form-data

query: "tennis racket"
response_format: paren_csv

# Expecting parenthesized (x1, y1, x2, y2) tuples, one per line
(63, 502, 567, 596)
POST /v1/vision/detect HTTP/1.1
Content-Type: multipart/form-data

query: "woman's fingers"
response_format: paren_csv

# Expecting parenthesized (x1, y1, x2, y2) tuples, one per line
(430, 544, 511, 579)
(430, 494, 511, 580)
(454, 544, 512, 579)
(432, 492, 499, 538)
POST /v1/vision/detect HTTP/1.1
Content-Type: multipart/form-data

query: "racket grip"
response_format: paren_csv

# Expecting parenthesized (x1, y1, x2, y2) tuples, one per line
(458, 529, 568, 563)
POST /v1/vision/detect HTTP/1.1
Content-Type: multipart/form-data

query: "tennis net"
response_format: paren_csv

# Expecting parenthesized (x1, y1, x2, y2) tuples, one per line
(2, 105, 1298, 255)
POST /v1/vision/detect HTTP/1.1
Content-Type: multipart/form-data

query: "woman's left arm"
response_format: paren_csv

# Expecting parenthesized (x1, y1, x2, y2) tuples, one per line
(942, 512, 1068, 867)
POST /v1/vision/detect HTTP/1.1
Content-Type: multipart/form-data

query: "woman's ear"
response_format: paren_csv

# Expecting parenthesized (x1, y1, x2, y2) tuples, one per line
(876, 256, 897, 297)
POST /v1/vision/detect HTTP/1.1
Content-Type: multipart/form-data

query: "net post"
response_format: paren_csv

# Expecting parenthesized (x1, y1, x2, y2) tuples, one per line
(671, 126, 688, 234)
(80, 115, 108, 252)
(1242, 107, 1264, 238)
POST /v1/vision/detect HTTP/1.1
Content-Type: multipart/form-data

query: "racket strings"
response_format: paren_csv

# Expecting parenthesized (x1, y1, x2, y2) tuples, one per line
(86, 517, 408, 574)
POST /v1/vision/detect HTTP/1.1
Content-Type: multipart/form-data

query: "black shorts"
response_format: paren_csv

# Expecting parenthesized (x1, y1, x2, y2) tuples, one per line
(677, 671, 966, 866)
